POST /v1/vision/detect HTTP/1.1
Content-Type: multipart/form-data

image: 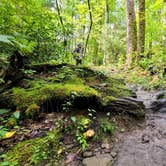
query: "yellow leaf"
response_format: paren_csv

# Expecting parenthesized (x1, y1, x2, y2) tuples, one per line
(57, 148, 64, 155)
(4, 131, 16, 139)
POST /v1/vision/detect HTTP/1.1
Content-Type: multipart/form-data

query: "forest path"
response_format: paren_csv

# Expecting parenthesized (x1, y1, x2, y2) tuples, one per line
(112, 88, 166, 166)
(82, 89, 166, 166)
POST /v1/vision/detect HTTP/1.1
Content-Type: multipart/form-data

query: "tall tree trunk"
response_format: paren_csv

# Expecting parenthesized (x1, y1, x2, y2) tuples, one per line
(125, 0, 137, 68)
(137, 0, 145, 61)
(55, 0, 67, 49)
(103, 0, 109, 65)
(83, 0, 93, 57)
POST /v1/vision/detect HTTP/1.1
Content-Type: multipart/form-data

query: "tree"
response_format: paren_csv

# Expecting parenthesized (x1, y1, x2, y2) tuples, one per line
(103, 0, 109, 65)
(137, 0, 145, 61)
(83, 0, 93, 57)
(125, 0, 137, 68)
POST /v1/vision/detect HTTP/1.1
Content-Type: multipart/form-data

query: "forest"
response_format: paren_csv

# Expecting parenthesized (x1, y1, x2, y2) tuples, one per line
(0, 0, 166, 166)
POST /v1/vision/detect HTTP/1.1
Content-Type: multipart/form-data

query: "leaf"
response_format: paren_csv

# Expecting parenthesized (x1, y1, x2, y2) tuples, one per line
(4, 131, 16, 139)
(0, 109, 10, 115)
(71, 116, 76, 123)
(1, 161, 9, 166)
(0, 128, 8, 137)
(57, 148, 63, 155)
(0, 35, 14, 45)
(13, 110, 20, 119)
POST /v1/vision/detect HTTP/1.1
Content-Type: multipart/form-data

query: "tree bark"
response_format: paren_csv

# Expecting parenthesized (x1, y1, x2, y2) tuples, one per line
(83, 0, 93, 57)
(55, 0, 67, 49)
(125, 0, 137, 68)
(103, 0, 109, 65)
(137, 0, 145, 60)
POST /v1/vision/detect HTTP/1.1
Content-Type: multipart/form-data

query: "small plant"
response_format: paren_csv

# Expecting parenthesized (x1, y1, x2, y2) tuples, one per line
(70, 116, 92, 150)
(100, 120, 115, 135)
(62, 92, 78, 112)
(31, 146, 48, 164)
(22, 69, 36, 75)
(25, 104, 40, 119)
(0, 126, 8, 138)
(0, 110, 21, 139)
(62, 100, 72, 112)
(76, 131, 88, 150)
(88, 108, 96, 120)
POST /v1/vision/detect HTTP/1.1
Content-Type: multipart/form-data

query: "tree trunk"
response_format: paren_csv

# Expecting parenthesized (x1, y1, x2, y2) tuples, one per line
(103, 0, 109, 65)
(125, 0, 137, 68)
(55, 0, 67, 49)
(83, 0, 93, 57)
(137, 0, 145, 61)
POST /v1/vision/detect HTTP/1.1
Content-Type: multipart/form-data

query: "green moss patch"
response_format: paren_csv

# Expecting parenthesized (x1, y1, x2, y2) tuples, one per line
(1, 130, 61, 166)
(12, 83, 99, 111)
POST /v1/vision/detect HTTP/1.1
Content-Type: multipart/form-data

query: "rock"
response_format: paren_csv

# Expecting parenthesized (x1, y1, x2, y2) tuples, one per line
(159, 107, 166, 113)
(111, 151, 117, 158)
(94, 148, 100, 152)
(66, 144, 75, 149)
(103, 149, 111, 153)
(83, 151, 93, 158)
(104, 97, 145, 118)
(150, 99, 166, 112)
(101, 143, 110, 149)
(82, 154, 112, 166)
(156, 90, 166, 99)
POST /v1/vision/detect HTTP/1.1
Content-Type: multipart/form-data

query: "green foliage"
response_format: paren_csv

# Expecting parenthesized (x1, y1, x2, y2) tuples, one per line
(25, 104, 40, 119)
(0, 130, 61, 166)
(0, 109, 10, 115)
(0, 126, 8, 138)
(0, 110, 21, 139)
(5, 118, 17, 128)
(71, 116, 91, 150)
(99, 119, 115, 135)
(88, 108, 97, 120)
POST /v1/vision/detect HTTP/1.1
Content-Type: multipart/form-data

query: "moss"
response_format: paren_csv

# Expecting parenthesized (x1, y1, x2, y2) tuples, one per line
(101, 96, 117, 106)
(5, 118, 17, 128)
(25, 104, 40, 119)
(1, 130, 61, 166)
(108, 85, 132, 98)
(12, 83, 99, 111)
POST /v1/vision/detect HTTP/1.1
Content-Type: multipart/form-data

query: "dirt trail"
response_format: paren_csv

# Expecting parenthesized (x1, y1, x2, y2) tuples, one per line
(112, 89, 166, 166)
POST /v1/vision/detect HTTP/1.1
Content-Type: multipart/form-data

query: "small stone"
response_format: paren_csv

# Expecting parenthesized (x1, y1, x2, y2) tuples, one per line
(103, 149, 111, 153)
(141, 134, 150, 143)
(95, 151, 101, 156)
(94, 148, 100, 152)
(83, 151, 93, 158)
(111, 152, 117, 158)
(82, 154, 112, 166)
(66, 144, 74, 149)
(101, 143, 110, 149)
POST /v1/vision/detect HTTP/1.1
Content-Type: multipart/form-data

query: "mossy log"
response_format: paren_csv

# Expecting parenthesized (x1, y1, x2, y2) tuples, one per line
(0, 63, 145, 119)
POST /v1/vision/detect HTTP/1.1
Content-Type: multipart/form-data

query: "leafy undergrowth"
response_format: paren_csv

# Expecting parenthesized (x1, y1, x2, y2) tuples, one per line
(94, 65, 166, 90)
(0, 130, 61, 166)
(0, 110, 142, 166)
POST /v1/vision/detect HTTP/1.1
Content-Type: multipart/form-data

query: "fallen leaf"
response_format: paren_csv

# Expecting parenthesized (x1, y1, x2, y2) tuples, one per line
(4, 131, 16, 139)
(57, 148, 64, 155)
